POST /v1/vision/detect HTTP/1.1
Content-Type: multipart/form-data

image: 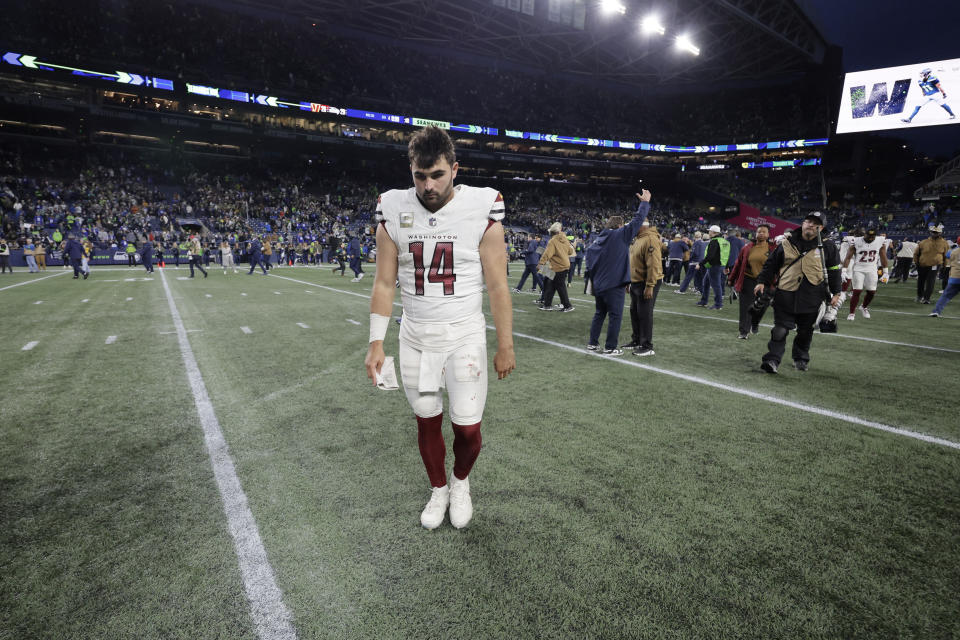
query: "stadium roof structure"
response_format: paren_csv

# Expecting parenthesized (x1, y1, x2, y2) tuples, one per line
(219, 0, 829, 87)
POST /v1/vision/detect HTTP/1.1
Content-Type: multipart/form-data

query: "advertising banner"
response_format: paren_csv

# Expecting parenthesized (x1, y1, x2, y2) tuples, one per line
(837, 58, 959, 133)
(725, 204, 796, 237)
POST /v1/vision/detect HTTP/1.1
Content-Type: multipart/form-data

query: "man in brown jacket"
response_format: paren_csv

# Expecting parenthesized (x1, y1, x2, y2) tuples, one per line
(914, 224, 949, 304)
(625, 221, 663, 356)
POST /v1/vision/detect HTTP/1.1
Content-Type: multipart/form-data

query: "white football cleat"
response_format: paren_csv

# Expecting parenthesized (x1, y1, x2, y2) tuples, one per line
(860, 307, 871, 318)
(420, 485, 449, 530)
(350, 277, 360, 283)
(448, 474, 473, 529)
(847, 313, 855, 321)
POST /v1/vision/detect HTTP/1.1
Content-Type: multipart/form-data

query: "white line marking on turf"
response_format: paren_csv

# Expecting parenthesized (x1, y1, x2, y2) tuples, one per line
(346, 319, 361, 325)
(242, 293, 247, 296)
(241, 326, 253, 334)
(274, 291, 282, 295)
(126, 297, 133, 301)
(206, 294, 213, 298)
(158, 330, 204, 334)
(105, 335, 117, 344)
(81, 299, 89, 303)
(34, 300, 43, 304)
(497, 326, 960, 451)
(0, 271, 69, 292)
(159, 268, 297, 640)
(515, 289, 960, 354)
(296, 322, 310, 329)
(271, 273, 959, 449)
(22, 341, 38, 351)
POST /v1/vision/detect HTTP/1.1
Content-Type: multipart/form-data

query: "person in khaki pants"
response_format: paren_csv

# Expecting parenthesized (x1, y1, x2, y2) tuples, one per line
(35, 239, 47, 271)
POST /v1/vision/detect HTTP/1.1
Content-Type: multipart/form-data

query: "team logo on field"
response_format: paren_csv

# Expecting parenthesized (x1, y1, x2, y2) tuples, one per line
(400, 211, 414, 228)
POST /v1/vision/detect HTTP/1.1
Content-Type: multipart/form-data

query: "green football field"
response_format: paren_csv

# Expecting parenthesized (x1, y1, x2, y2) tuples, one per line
(1, 263, 958, 640)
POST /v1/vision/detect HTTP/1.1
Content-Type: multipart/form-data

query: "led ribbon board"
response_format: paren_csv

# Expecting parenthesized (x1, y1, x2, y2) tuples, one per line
(2, 52, 172, 90)
(3, 51, 828, 153)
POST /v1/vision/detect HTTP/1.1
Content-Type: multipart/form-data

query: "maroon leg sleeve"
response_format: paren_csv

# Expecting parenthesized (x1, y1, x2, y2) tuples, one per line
(862, 290, 876, 308)
(452, 422, 482, 481)
(849, 290, 862, 314)
(416, 414, 447, 488)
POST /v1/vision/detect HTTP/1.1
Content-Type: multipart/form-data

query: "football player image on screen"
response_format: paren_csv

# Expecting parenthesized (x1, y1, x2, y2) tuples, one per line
(901, 68, 955, 123)
(842, 227, 889, 320)
(365, 126, 515, 531)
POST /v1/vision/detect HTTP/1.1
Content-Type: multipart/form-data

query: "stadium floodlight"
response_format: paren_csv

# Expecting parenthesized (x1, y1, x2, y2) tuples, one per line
(676, 34, 700, 55)
(600, 0, 626, 16)
(640, 15, 665, 35)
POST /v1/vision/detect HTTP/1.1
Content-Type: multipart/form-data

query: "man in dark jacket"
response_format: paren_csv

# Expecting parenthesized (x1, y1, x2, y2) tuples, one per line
(64, 234, 85, 279)
(754, 211, 841, 373)
(347, 235, 364, 282)
(585, 190, 651, 355)
(141, 240, 154, 273)
(247, 237, 267, 275)
(514, 233, 543, 293)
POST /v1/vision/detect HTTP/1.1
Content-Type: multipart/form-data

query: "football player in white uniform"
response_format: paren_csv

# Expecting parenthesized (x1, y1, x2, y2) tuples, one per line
(365, 127, 515, 530)
(842, 228, 889, 320)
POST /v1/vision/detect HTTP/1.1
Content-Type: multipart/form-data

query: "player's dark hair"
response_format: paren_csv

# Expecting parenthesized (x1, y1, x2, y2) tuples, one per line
(757, 224, 770, 233)
(606, 216, 623, 229)
(408, 126, 456, 168)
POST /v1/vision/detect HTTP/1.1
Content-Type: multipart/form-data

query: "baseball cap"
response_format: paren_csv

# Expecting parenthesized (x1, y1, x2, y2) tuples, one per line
(708, 224, 721, 233)
(804, 211, 826, 226)
(674, 233, 681, 239)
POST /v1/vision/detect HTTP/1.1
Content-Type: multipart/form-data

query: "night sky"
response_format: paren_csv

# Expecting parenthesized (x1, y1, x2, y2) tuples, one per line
(804, 0, 960, 158)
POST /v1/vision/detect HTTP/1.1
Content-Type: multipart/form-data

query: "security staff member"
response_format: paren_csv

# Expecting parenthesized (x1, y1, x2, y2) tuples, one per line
(125, 241, 137, 267)
(754, 211, 841, 373)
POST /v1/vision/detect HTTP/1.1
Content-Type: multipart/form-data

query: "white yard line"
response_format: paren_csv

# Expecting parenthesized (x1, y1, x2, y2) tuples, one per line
(81, 299, 89, 303)
(34, 300, 43, 304)
(241, 326, 253, 334)
(346, 319, 361, 325)
(21, 341, 39, 351)
(0, 271, 69, 292)
(498, 327, 960, 452)
(270, 273, 958, 451)
(105, 335, 117, 344)
(296, 322, 310, 329)
(159, 268, 296, 640)
(513, 289, 960, 354)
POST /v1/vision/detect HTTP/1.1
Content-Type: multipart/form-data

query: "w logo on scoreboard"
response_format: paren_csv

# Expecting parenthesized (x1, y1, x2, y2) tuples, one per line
(849, 80, 910, 118)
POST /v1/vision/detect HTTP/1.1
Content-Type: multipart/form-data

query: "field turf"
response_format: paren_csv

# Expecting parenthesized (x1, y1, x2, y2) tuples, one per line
(1, 263, 958, 639)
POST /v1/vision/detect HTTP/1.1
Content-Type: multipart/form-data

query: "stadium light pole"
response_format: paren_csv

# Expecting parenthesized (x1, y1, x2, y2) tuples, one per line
(640, 15, 665, 35)
(675, 34, 700, 55)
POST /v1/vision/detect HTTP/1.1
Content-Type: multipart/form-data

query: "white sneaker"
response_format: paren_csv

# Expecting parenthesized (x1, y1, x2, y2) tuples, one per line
(358, 273, 364, 280)
(351, 277, 360, 283)
(448, 474, 473, 529)
(847, 313, 855, 321)
(420, 485, 449, 530)
(860, 307, 871, 319)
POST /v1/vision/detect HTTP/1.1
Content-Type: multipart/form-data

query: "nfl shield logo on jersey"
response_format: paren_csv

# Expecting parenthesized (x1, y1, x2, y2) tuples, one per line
(428, 216, 438, 227)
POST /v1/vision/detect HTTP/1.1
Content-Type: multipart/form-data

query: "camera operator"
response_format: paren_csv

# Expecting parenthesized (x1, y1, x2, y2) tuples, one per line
(754, 212, 841, 373)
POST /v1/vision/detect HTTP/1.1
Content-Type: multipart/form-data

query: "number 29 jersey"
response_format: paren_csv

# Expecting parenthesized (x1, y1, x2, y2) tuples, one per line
(377, 185, 504, 327)
(851, 236, 886, 272)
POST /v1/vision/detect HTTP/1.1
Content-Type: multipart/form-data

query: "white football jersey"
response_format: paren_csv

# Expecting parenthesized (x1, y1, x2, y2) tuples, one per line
(377, 184, 504, 331)
(851, 236, 886, 272)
